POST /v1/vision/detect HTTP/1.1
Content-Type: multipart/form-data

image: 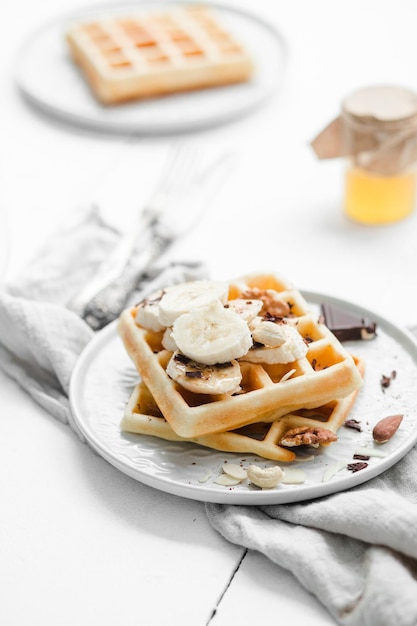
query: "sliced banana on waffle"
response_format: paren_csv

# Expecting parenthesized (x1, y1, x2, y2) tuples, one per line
(135, 290, 165, 332)
(224, 298, 263, 323)
(243, 323, 308, 364)
(135, 279, 308, 393)
(251, 319, 287, 347)
(172, 300, 252, 365)
(167, 352, 242, 395)
(158, 280, 229, 326)
(161, 327, 177, 351)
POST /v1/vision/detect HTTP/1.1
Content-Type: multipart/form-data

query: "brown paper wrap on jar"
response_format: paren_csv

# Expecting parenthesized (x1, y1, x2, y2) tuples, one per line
(311, 85, 417, 223)
(311, 85, 417, 176)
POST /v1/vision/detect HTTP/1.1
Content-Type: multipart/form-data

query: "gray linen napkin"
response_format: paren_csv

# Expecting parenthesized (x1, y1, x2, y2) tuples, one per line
(0, 206, 206, 436)
(206, 429, 417, 625)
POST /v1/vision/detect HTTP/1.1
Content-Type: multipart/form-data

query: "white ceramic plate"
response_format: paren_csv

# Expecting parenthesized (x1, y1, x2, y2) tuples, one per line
(15, 1, 287, 135)
(69, 291, 417, 504)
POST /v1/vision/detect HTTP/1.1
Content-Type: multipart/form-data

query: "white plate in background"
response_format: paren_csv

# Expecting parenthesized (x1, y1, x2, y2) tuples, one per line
(15, 1, 287, 134)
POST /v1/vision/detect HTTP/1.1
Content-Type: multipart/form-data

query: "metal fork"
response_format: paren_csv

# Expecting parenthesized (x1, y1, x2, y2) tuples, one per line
(69, 143, 234, 330)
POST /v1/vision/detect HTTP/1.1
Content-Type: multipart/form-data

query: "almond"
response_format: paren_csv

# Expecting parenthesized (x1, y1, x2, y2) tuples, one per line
(372, 414, 403, 443)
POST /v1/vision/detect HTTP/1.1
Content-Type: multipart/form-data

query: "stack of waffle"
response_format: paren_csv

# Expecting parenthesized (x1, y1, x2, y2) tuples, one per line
(66, 4, 253, 104)
(118, 273, 364, 462)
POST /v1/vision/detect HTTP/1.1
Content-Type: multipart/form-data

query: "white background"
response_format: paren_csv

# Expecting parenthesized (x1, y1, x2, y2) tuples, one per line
(2, 1, 417, 624)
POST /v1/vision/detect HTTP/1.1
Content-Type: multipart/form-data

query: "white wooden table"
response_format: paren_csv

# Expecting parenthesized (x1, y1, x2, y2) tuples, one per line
(2, 1, 417, 624)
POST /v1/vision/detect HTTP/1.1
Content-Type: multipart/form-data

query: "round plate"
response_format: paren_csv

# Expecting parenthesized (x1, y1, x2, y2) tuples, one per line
(69, 291, 417, 504)
(15, 1, 287, 135)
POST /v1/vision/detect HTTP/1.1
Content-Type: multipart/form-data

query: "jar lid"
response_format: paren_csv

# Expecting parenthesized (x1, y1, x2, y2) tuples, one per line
(343, 85, 417, 124)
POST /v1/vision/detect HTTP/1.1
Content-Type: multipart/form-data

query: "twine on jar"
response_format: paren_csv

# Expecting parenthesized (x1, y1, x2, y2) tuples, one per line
(311, 85, 417, 176)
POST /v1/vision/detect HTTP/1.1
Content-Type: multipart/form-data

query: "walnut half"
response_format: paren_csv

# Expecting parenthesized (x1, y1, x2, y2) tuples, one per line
(280, 426, 337, 448)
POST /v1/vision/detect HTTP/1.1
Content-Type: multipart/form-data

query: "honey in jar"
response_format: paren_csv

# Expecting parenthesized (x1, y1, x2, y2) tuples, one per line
(344, 165, 417, 224)
(312, 85, 417, 225)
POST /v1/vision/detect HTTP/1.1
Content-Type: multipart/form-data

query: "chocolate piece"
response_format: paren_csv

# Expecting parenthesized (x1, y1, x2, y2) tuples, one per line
(344, 418, 362, 432)
(320, 303, 377, 342)
(347, 461, 368, 473)
(380, 370, 396, 390)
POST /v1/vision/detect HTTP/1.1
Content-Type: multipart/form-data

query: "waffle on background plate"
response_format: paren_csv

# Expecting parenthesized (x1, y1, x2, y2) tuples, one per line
(117, 273, 364, 448)
(66, 4, 254, 104)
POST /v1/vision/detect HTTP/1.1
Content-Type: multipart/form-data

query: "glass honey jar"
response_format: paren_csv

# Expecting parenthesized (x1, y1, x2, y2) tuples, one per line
(312, 85, 417, 225)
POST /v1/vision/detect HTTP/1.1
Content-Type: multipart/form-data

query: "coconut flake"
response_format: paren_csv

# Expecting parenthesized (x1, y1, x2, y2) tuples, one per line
(322, 461, 347, 482)
(281, 468, 306, 484)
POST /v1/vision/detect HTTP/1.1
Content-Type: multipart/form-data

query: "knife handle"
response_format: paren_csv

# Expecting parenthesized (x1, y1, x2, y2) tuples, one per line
(81, 231, 172, 330)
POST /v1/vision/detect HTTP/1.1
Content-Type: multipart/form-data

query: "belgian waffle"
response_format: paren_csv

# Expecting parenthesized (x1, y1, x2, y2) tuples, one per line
(118, 273, 364, 439)
(66, 4, 253, 104)
(121, 355, 364, 462)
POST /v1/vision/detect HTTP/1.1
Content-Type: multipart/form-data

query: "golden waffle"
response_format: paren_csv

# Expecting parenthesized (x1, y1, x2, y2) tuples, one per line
(66, 4, 253, 104)
(118, 272, 364, 439)
(121, 356, 364, 462)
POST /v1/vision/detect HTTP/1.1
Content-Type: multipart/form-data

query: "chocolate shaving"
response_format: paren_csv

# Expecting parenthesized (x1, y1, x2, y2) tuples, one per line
(185, 371, 203, 378)
(174, 353, 191, 365)
(381, 370, 397, 390)
(344, 419, 362, 432)
(347, 461, 368, 473)
(353, 454, 370, 461)
(250, 342, 265, 350)
(381, 375, 391, 388)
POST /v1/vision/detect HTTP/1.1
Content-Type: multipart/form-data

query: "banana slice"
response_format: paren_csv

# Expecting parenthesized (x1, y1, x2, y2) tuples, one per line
(135, 290, 165, 332)
(158, 280, 229, 326)
(243, 324, 308, 364)
(251, 320, 287, 347)
(225, 298, 263, 323)
(161, 327, 177, 351)
(167, 352, 242, 395)
(172, 300, 253, 365)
